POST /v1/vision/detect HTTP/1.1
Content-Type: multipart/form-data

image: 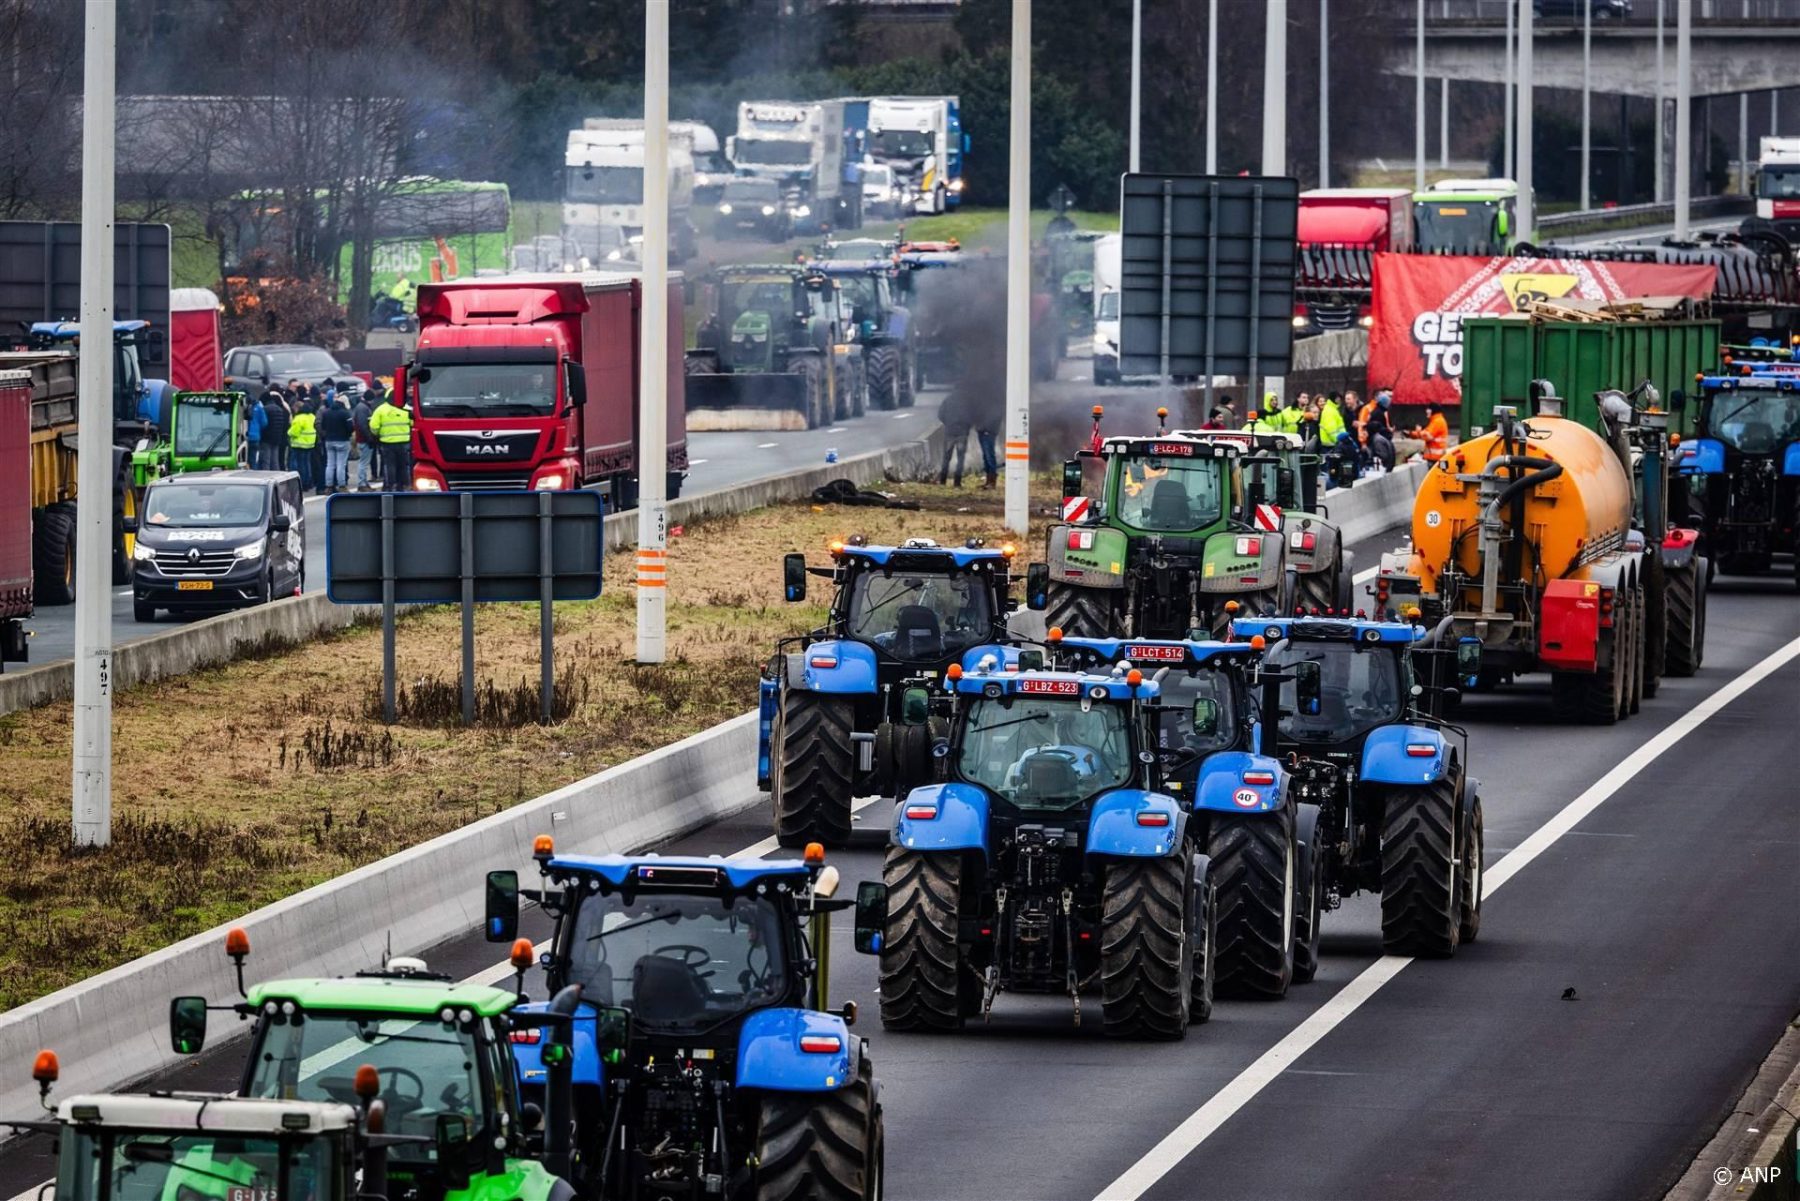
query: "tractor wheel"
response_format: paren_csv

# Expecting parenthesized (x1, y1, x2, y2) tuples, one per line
(1664, 557, 1704, 677)
(1642, 556, 1666, 697)
(1550, 619, 1623, 725)
(793, 356, 827, 430)
(772, 691, 855, 848)
(878, 849, 964, 1031)
(1046, 580, 1123, 638)
(112, 470, 138, 586)
(1100, 852, 1191, 1040)
(1295, 566, 1338, 617)
(1628, 583, 1645, 716)
(1190, 856, 1217, 1024)
(1378, 773, 1461, 958)
(754, 1066, 880, 1201)
(1207, 807, 1296, 999)
(33, 502, 78, 606)
(1292, 803, 1325, 985)
(899, 349, 917, 407)
(865, 346, 900, 411)
(1458, 793, 1484, 945)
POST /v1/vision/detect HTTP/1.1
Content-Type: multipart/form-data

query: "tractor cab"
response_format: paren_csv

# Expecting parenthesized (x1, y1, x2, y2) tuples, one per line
(1679, 365, 1800, 579)
(132, 390, 249, 487)
(811, 258, 915, 408)
(22, 318, 156, 433)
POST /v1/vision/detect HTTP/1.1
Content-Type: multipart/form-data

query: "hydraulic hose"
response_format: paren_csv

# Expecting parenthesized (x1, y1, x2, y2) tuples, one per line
(1479, 457, 1563, 525)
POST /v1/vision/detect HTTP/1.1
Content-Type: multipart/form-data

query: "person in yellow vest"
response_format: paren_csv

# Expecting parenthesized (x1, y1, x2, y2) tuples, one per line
(1315, 392, 1348, 449)
(1266, 392, 1300, 436)
(367, 393, 414, 491)
(1241, 408, 1280, 435)
(286, 402, 318, 492)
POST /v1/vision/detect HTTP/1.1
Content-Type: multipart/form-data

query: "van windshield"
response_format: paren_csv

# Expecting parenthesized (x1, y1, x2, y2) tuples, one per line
(143, 483, 266, 528)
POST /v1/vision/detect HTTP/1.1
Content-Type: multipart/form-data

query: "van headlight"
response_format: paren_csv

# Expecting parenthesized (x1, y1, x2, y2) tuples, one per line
(234, 541, 265, 560)
(132, 543, 156, 562)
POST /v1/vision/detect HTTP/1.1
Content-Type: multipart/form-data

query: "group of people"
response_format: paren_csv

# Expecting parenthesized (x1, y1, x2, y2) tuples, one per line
(1195, 388, 1450, 477)
(245, 380, 414, 495)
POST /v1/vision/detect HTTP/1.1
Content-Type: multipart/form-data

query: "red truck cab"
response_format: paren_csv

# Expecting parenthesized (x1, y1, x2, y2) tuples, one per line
(403, 274, 685, 508)
(1293, 187, 1415, 337)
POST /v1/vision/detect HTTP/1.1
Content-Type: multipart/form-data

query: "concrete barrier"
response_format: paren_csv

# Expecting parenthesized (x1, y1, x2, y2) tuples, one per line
(0, 710, 760, 1124)
(0, 426, 943, 716)
(1328, 459, 1424, 545)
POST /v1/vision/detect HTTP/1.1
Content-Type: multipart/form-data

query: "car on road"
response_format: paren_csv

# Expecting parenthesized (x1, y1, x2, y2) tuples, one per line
(129, 470, 304, 622)
(1533, 0, 1632, 18)
(715, 176, 792, 242)
(223, 342, 366, 399)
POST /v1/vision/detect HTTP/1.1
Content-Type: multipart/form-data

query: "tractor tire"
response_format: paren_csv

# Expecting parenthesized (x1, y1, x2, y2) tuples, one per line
(1207, 808, 1296, 999)
(1664, 557, 1704, 677)
(1642, 556, 1667, 698)
(1550, 621, 1623, 725)
(1046, 581, 1123, 638)
(754, 1067, 880, 1201)
(1292, 803, 1325, 986)
(772, 691, 855, 848)
(112, 469, 137, 586)
(1336, 549, 1356, 613)
(1627, 583, 1645, 716)
(1190, 856, 1217, 1024)
(33, 502, 77, 606)
(1295, 567, 1337, 617)
(899, 350, 917, 408)
(865, 346, 900, 411)
(793, 356, 827, 430)
(1458, 793, 1484, 945)
(1378, 774, 1461, 958)
(1100, 852, 1191, 1040)
(878, 849, 964, 1031)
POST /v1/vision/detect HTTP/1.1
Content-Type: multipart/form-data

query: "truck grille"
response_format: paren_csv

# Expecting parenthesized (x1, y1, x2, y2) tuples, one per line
(1308, 303, 1358, 330)
(152, 548, 238, 577)
(443, 472, 533, 492)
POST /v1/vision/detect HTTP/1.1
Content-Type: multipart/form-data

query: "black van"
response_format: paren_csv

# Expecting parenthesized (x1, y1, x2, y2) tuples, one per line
(129, 470, 305, 621)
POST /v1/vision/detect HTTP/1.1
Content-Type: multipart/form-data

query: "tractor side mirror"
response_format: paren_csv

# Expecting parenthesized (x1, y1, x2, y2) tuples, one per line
(1293, 660, 1323, 717)
(484, 870, 519, 943)
(169, 996, 207, 1055)
(853, 881, 888, 954)
(1456, 637, 1483, 686)
(1061, 458, 1083, 501)
(783, 553, 808, 603)
(1192, 697, 1220, 736)
(901, 687, 930, 726)
(435, 1114, 473, 1191)
(1025, 562, 1049, 611)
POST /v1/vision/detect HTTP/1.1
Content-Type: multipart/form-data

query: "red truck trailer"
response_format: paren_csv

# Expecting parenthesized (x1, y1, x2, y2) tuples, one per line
(1, 369, 32, 666)
(403, 274, 686, 508)
(1293, 187, 1415, 337)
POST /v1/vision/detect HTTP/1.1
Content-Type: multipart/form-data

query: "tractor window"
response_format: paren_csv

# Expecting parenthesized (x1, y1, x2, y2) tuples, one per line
(846, 570, 993, 661)
(60, 1128, 336, 1201)
(245, 1011, 483, 1161)
(835, 275, 879, 320)
(958, 697, 1134, 811)
(565, 891, 787, 1031)
(1708, 388, 1800, 454)
(171, 402, 238, 459)
(721, 279, 801, 325)
(1263, 642, 1404, 745)
(1113, 455, 1226, 533)
(1096, 291, 1119, 321)
(1155, 667, 1240, 756)
(143, 482, 267, 528)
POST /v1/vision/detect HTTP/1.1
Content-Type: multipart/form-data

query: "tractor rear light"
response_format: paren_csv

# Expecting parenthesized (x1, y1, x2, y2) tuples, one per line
(1236, 536, 1262, 556)
(1405, 743, 1436, 758)
(799, 1035, 843, 1054)
(1242, 771, 1275, 786)
(1135, 811, 1171, 827)
(509, 1029, 542, 1045)
(1068, 529, 1095, 551)
(809, 655, 838, 669)
(1289, 530, 1317, 551)
(904, 804, 939, 820)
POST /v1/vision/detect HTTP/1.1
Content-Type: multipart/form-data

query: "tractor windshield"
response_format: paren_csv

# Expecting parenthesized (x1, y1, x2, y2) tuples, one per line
(172, 402, 238, 461)
(565, 891, 787, 1032)
(1707, 387, 1800, 454)
(958, 696, 1134, 812)
(58, 1127, 340, 1201)
(1113, 455, 1227, 533)
(1263, 641, 1406, 745)
(245, 1011, 483, 1161)
(417, 363, 558, 418)
(846, 569, 993, 661)
(720, 278, 799, 325)
(1154, 667, 1241, 756)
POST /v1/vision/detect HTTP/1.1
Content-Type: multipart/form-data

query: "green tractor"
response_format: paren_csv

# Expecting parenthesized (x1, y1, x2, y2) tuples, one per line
(131, 390, 249, 489)
(166, 928, 578, 1201)
(685, 265, 862, 430)
(1044, 415, 1296, 639)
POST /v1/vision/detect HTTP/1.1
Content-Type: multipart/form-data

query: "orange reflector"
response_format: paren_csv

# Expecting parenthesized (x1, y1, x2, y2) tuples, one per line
(804, 842, 826, 865)
(31, 1050, 58, 1083)
(1249, 635, 1266, 650)
(225, 928, 250, 958)
(353, 1064, 380, 1099)
(510, 938, 536, 970)
(1125, 669, 1143, 686)
(947, 663, 964, 680)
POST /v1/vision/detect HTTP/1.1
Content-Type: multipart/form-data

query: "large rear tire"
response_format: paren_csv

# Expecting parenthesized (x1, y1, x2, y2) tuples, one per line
(793, 356, 827, 430)
(773, 691, 856, 848)
(1664, 557, 1704, 677)
(33, 502, 77, 606)
(1207, 808, 1296, 999)
(1379, 774, 1461, 958)
(1045, 580, 1123, 638)
(1642, 556, 1666, 697)
(899, 349, 917, 407)
(1190, 856, 1216, 1024)
(112, 468, 137, 586)
(1100, 853, 1191, 1040)
(755, 1069, 880, 1201)
(1458, 794, 1484, 945)
(878, 849, 964, 1031)
(1291, 803, 1325, 985)
(1550, 623, 1623, 726)
(865, 346, 900, 411)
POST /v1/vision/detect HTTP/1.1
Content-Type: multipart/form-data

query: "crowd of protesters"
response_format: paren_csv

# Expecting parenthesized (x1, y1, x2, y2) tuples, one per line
(245, 378, 413, 494)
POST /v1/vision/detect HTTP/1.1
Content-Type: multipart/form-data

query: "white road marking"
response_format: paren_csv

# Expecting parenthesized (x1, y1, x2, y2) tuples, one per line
(1093, 635, 1800, 1201)
(827, 427, 847, 433)
(688, 459, 709, 467)
(756, 442, 778, 449)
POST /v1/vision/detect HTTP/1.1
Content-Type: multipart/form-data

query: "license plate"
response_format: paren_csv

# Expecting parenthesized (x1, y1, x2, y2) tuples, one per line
(177, 580, 213, 591)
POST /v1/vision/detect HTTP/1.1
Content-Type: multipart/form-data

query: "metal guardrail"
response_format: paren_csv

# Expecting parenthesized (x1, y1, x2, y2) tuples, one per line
(1422, 0, 1800, 23)
(1536, 195, 1753, 233)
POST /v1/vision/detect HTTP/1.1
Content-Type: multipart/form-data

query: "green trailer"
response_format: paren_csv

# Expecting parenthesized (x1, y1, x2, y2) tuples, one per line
(1459, 316, 1721, 440)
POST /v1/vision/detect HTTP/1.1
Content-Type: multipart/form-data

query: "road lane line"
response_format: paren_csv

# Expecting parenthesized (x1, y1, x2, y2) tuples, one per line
(756, 442, 778, 449)
(1094, 634, 1800, 1201)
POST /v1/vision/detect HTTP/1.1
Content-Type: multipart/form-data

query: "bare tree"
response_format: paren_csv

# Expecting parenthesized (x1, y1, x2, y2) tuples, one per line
(0, 0, 80, 218)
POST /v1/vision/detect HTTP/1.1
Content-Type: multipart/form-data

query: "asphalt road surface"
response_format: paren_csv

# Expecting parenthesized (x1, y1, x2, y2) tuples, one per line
(3, 524, 1793, 1201)
(12, 400, 941, 670)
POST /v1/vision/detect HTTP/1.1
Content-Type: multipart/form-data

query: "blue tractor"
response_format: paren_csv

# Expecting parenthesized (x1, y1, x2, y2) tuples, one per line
(487, 842, 883, 1201)
(853, 657, 1219, 1039)
(1055, 633, 1314, 997)
(812, 257, 916, 410)
(764, 537, 1048, 847)
(1231, 615, 1486, 957)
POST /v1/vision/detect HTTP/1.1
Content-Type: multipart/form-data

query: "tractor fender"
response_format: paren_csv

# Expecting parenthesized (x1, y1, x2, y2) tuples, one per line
(1658, 527, 1701, 573)
(1784, 442, 1800, 477)
(736, 1008, 858, 1092)
(511, 1001, 606, 1092)
(1086, 788, 1186, 857)
(1198, 529, 1284, 594)
(1281, 514, 1341, 575)
(886, 307, 911, 343)
(787, 640, 878, 694)
(1047, 522, 1130, 590)
(892, 782, 989, 852)
(757, 676, 780, 791)
(1192, 750, 1286, 814)
(958, 642, 1021, 674)
(1360, 725, 1452, 786)
(1677, 438, 1725, 475)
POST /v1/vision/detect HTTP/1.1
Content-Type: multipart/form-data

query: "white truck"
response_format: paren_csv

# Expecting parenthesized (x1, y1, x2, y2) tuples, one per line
(727, 99, 861, 235)
(865, 95, 965, 215)
(1751, 135, 1800, 241)
(563, 120, 698, 265)
(1091, 233, 1121, 385)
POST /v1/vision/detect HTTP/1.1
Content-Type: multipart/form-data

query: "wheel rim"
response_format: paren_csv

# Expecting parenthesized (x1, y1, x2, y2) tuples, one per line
(1282, 837, 1296, 970)
(121, 485, 138, 564)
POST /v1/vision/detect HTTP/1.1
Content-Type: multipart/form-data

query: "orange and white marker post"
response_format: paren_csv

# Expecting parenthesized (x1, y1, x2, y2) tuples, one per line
(636, 0, 669, 664)
(1003, 0, 1031, 537)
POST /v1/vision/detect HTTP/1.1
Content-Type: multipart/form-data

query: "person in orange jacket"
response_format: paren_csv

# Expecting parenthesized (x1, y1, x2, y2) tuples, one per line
(1409, 402, 1450, 462)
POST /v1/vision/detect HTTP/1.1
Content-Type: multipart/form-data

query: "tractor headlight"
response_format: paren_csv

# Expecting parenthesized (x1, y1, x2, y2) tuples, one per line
(132, 542, 156, 562)
(234, 541, 265, 560)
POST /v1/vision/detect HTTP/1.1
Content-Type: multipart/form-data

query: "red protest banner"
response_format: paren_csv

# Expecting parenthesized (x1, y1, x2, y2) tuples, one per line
(1367, 253, 1718, 406)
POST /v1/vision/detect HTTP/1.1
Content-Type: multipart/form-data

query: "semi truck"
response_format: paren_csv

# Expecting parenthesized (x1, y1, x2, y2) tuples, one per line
(1293, 187, 1414, 337)
(1748, 135, 1800, 242)
(728, 99, 863, 235)
(563, 120, 699, 264)
(401, 274, 686, 509)
(864, 95, 965, 215)
(1412, 178, 1524, 255)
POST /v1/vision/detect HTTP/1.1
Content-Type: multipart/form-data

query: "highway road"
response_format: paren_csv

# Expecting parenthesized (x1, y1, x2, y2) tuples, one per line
(11, 400, 940, 669)
(2, 521, 1792, 1201)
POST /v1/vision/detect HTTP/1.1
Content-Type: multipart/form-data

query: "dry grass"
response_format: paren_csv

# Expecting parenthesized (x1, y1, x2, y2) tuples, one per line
(0, 473, 1060, 1010)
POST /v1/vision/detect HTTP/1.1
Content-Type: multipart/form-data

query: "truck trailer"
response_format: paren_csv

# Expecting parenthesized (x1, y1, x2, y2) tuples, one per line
(728, 100, 863, 234)
(864, 95, 965, 215)
(564, 120, 699, 264)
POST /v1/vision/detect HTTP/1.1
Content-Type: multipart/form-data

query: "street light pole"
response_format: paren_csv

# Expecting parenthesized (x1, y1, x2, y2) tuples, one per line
(72, 0, 116, 848)
(1205, 0, 1218, 174)
(1262, 0, 1287, 176)
(1581, 0, 1591, 210)
(1004, 0, 1031, 536)
(1319, 0, 1329, 188)
(1414, 0, 1425, 192)
(636, 0, 669, 663)
(1441, 77, 1450, 168)
(1517, 0, 1533, 239)
(1655, 0, 1666, 202)
(1129, 0, 1141, 174)
(1674, 0, 1691, 237)
(1503, 0, 1514, 178)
